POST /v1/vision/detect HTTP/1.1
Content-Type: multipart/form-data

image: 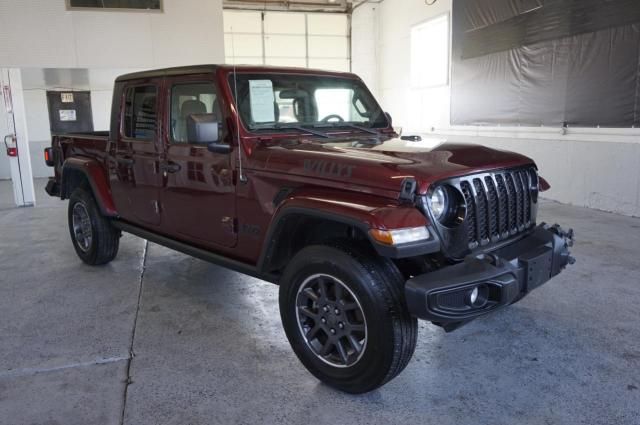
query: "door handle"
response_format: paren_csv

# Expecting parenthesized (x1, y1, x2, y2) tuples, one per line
(160, 162, 181, 173)
(116, 157, 135, 167)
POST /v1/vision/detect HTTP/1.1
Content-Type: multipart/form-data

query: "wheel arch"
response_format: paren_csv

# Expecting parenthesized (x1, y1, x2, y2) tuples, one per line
(258, 207, 374, 277)
(257, 193, 432, 277)
(61, 157, 117, 217)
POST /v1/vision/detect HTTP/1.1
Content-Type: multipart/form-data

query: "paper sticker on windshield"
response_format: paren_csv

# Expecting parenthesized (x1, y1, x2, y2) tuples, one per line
(249, 80, 275, 123)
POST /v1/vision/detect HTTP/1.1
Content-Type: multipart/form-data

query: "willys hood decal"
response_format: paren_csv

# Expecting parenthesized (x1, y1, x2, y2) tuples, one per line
(252, 135, 534, 195)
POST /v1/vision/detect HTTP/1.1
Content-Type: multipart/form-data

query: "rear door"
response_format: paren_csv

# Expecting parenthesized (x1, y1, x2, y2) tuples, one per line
(159, 75, 237, 248)
(111, 81, 163, 227)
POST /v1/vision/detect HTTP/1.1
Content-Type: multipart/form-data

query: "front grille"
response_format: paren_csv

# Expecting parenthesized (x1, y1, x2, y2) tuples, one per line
(460, 168, 536, 249)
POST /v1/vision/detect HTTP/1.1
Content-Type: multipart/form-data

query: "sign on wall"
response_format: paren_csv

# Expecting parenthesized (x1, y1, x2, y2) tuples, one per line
(2, 85, 12, 113)
(59, 110, 77, 122)
(61, 93, 74, 103)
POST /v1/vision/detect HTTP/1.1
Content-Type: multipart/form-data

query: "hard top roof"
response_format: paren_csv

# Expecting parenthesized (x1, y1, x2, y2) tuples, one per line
(115, 64, 355, 82)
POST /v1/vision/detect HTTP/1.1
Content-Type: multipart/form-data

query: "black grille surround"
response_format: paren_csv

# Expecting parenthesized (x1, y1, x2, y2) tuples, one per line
(419, 167, 539, 260)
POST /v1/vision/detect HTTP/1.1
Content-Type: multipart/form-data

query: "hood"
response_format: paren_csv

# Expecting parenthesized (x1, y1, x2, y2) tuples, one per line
(251, 135, 535, 195)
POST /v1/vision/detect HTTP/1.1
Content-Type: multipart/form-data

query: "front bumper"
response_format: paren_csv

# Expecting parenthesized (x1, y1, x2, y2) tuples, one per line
(405, 223, 575, 331)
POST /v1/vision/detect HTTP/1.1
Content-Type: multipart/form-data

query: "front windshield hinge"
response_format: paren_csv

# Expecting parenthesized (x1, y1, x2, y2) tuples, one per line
(399, 178, 417, 203)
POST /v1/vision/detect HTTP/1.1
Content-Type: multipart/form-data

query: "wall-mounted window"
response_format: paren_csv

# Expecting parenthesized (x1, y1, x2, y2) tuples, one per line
(67, 0, 162, 11)
(223, 11, 350, 73)
(410, 14, 450, 88)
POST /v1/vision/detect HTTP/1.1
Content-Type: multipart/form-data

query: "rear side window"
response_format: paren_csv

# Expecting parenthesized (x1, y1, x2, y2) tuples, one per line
(123, 85, 158, 140)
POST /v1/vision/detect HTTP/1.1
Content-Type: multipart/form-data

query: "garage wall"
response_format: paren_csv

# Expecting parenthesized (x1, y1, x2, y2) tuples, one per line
(350, 3, 378, 96)
(351, 0, 640, 217)
(19, 68, 135, 178)
(0, 0, 224, 180)
(0, 100, 10, 180)
(0, 0, 225, 69)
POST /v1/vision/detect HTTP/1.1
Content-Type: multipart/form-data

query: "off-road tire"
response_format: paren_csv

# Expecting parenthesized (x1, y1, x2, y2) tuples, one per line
(68, 187, 120, 265)
(279, 241, 418, 394)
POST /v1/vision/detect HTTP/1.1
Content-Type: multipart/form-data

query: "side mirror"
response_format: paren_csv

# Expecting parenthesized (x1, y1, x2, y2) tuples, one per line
(187, 114, 220, 144)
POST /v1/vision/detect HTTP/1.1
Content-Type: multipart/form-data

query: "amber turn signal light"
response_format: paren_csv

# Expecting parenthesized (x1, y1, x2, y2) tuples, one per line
(369, 227, 430, 246)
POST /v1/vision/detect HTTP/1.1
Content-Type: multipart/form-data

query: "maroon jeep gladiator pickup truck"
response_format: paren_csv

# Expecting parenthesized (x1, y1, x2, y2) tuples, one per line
(44, 65, 574, 393)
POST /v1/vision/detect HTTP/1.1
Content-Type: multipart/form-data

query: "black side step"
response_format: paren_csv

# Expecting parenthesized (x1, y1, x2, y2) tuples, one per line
(112, 220, 277, 284)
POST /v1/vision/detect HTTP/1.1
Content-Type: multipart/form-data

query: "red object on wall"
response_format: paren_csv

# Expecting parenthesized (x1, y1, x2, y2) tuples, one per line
(6, 146, 17, 157)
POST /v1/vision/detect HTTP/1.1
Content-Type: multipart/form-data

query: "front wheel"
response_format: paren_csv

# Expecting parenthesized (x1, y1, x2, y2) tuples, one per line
(68, 187, 120, 265)
(279, 242, 417, 393)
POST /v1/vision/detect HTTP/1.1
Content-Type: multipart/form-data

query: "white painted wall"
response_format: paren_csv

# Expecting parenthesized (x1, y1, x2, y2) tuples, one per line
(0, 91, 11, 180)
(0, 0, 225, 180)
(0, 0, 225, 69)
(0, 69, 36, 205)
(19, 68, 136, 178)
(350, 3, 378, 96)
(352, 0, 640, 217)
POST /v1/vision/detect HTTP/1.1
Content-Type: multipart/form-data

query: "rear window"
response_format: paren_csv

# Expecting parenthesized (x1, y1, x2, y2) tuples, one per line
(123, 85, 158, 140)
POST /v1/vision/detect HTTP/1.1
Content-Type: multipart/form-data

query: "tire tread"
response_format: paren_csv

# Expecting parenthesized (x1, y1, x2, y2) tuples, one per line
(327, 240, 417, 389)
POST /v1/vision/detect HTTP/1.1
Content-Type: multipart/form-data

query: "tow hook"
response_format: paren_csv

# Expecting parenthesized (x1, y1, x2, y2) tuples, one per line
(545, 223, 576, 267)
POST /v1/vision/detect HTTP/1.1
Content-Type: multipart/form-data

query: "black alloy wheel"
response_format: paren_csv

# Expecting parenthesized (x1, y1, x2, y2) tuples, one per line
(296, 273, 368, 368)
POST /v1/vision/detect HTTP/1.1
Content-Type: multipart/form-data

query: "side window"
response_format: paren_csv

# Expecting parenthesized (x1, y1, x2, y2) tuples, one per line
(170, 83, 221, 143)
(123, 85, 158, 140)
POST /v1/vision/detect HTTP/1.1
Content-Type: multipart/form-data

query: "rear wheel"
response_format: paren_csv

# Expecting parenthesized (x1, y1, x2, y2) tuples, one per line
(68, 187, 120, 265)
(279, 242, 417, 393)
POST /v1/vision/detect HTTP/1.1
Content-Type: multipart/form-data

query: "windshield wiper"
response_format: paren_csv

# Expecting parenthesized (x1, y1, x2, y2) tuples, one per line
(252, 123, 332, 139)
(313, 122, 380, 136)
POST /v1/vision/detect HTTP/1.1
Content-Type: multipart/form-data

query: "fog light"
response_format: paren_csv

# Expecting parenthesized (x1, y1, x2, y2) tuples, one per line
(469, 287, 479, 304)
(465, 284, 488, 308)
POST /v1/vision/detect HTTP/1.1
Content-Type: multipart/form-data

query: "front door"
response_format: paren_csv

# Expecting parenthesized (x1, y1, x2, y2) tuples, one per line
(111, 81, 163, 227)
(160, 78, 237, 248)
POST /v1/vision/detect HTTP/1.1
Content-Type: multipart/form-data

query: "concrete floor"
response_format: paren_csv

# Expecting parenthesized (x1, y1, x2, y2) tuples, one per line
(0, 179, 639, 425)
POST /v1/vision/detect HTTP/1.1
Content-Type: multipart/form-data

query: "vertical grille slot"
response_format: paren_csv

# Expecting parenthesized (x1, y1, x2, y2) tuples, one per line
(495, 174, 508, 236)
(459, 181, 477, 246)
(504, 173, 517, 232)
(518, 170, 531, 223)
(510, 171, 524, 229)
(484, 176, 499, 238)
(472, 178, 489, 243)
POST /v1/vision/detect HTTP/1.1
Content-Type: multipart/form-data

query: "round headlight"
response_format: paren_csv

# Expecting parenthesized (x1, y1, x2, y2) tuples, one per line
(430, 186, 448, 220)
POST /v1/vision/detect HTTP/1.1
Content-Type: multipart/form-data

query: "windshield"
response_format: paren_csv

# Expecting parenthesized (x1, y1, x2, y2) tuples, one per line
(228, 73, 389, 132)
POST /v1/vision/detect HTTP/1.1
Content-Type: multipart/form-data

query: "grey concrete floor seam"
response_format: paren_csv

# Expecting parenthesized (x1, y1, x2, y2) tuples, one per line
(0, 355, 129, 379)
(120, 239, 149, 425)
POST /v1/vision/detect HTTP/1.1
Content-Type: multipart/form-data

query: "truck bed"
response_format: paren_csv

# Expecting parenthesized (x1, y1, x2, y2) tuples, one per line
(52, 131, 109, 139)
(51, 132, 111, 186)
